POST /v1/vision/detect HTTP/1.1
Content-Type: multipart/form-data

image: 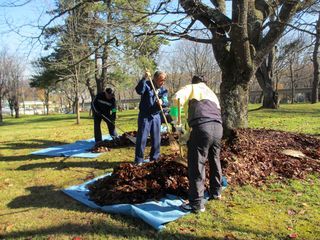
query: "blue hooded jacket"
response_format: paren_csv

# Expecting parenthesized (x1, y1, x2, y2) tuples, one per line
(135, 78, 168, 118)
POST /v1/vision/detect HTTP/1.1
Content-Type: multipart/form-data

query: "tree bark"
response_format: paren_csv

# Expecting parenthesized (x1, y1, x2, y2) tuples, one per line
(256, 65, 278, 108)
(312, 13, 320, 104)
(289, 61, 295, 104)
(45, 89, 50, 115)
(220, 70, 249, 136)
(14, 99, 19, 118)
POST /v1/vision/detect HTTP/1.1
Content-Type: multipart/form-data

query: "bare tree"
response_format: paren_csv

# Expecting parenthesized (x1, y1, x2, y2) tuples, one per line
(159, 40, 220, 93)
(0, 48, 10, 123)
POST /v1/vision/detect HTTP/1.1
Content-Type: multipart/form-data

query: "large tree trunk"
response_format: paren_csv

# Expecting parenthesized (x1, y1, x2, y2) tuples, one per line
(75, 74, 80, 125)
(45, 89, 50, 115)
(312, 13, 320, 104)
(255, 49, 279, 109)
(256, 67, 278, 109)
(14, 99, 19, 118)
(8, 99, 14, 117)
(289, 62, 295, 104)
(220, 71, 249, 136)
(86, 78, 95, 117)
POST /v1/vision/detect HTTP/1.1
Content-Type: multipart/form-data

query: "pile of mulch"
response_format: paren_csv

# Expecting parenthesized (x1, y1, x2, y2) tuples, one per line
(88, 128, 320, 205)
(89, 131, 179, 152)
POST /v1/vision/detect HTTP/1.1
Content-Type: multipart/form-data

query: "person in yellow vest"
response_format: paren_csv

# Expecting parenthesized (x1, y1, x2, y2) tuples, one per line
(171, 75, 223, 213)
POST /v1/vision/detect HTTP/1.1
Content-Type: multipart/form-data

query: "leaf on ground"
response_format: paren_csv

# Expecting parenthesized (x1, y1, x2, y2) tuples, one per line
(287, 209, 296, 215)
(224, 233, 237, 240)
(72, 237, 82, 240)
(288, 233, 298, 238)
(5, 224, 14, 232)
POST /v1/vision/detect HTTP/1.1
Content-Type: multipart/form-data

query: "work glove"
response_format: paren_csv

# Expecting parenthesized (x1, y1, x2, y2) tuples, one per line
(175, 124, 183, 134)
(144, 71, 151, 80)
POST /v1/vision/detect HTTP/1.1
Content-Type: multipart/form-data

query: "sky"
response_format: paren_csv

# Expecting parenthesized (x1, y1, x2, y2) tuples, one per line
(0, 0, 56, 77)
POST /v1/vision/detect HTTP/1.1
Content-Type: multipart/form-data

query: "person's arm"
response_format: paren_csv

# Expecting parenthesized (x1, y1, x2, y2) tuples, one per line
(92, 94, 101, 116)
(135, 71, 151, 95)
(171, 84, 192, 112)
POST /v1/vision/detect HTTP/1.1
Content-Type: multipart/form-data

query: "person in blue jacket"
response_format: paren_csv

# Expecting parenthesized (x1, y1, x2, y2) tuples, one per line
(134, 70, 168, 165)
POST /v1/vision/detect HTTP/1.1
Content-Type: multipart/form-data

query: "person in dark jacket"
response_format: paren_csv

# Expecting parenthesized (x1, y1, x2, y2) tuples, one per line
(92, 87, 118, 143)
(171, 75, 223, 213)
(134, 70, 168, 164)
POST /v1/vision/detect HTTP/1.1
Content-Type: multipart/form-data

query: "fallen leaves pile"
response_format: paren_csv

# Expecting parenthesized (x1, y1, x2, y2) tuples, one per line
(88, 154, 190, 205)
(88, 128, 320, 205)
(221, 128, 320, 186)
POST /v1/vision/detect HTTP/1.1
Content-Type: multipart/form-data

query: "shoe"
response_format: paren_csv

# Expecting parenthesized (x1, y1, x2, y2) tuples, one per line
(209, 194, 222, 200)
(134, 159, 150, 166)
(180, 203, 205, 213)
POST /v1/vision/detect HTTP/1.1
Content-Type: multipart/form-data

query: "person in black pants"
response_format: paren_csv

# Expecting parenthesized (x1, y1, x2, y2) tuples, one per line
(92, 88, 118, 143)
(171, 75, 223, 213)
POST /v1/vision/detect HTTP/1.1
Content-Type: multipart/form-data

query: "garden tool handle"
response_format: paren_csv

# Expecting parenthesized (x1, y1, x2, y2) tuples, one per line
(147, 74, 171, 132)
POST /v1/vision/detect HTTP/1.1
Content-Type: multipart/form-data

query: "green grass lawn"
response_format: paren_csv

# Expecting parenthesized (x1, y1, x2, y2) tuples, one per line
(0, 104, 319, 240)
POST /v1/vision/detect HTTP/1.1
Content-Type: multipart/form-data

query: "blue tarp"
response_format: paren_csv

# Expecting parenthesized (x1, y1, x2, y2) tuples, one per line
(31, 135, 112, 158)
(30, 126, 168, 158)
(62, 174, 189, 230)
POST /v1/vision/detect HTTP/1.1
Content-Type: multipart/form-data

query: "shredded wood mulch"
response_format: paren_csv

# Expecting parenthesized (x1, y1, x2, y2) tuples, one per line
(88, 128, 320, 205)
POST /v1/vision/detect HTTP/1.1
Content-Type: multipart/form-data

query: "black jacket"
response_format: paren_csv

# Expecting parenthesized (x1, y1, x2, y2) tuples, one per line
(92, 92, 116, 119)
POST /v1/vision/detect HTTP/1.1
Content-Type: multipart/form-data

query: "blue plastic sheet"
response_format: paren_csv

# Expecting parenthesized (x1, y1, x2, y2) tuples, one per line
(31, 135, 112, 158)
(62, 174, 188, 230)
(31, 126, 167, 158)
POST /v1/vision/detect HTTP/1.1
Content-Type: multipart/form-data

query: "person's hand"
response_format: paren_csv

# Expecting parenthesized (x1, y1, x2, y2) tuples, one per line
(144, 71, 151, 80)
(157, 99, 163, 106)
(175, 124, 183, 134)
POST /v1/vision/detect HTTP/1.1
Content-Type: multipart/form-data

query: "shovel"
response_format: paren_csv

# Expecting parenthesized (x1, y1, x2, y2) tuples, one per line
(100, 113, 136, 144)
(147, 73, 180, 152)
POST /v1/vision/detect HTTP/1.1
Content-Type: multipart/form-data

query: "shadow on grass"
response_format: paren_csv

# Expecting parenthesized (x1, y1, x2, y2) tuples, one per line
(0, 154, 45, 162)
(16, 160, 126, 171)
(0, 139, 68, 150)
(0, 220, 223, 240)
(248, 106, 263, 112)
(1, 114, 93, 126)
(6, 185, 91, 211)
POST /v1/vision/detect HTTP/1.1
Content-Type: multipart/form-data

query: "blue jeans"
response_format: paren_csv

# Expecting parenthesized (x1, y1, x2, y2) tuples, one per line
(134, 114, 161, 163)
